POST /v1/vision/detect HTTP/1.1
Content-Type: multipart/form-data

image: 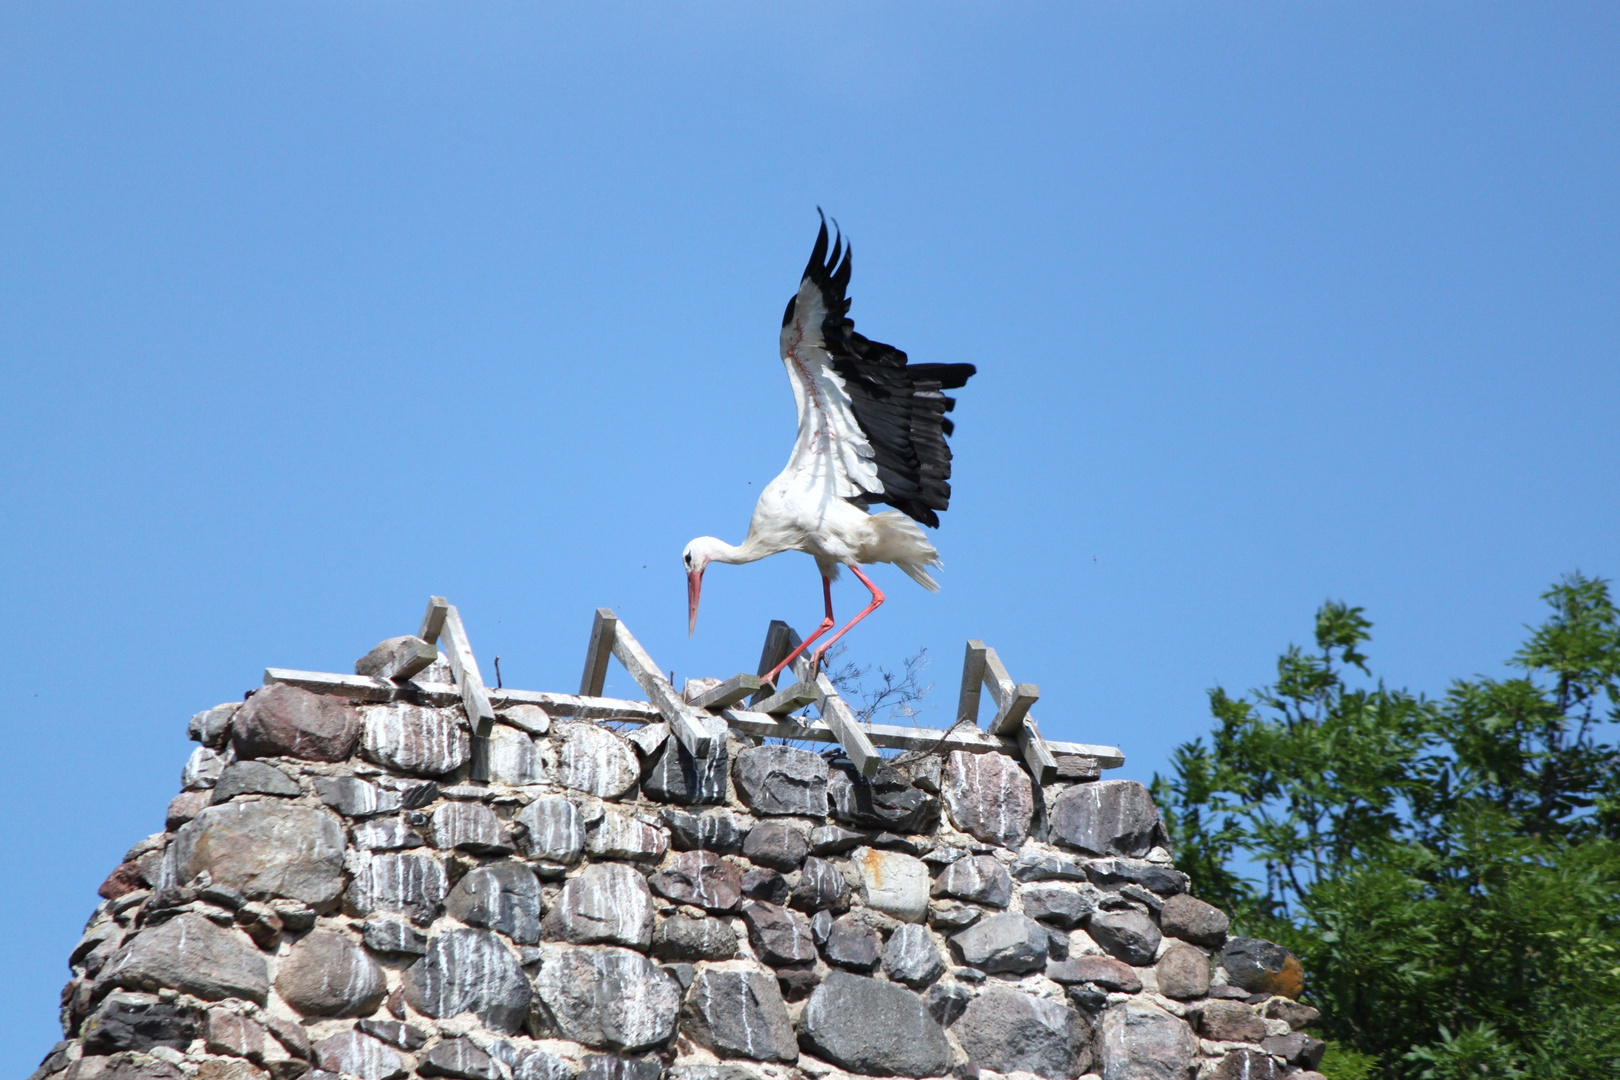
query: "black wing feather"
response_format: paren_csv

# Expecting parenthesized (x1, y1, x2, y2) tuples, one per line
(798, 214, 975, 528)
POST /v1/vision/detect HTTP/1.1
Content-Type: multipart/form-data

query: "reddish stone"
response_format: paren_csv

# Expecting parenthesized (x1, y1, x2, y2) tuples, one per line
(232, 684, 360, 763)
(98, 862, 146, 900)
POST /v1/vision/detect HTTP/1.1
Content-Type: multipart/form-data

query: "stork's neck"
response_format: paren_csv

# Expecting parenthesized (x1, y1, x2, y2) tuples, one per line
(708, 531, 778, 565)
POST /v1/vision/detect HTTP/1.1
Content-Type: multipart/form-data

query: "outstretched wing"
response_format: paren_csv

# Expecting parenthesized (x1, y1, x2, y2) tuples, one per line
(779, 214, 975, 528)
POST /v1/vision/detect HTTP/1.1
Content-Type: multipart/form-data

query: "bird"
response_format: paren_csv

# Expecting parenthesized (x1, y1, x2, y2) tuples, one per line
(683, 213, 976, 689)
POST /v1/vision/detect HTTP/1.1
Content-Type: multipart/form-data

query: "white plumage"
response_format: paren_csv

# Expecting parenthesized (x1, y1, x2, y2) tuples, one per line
(683, 216, 974, 686)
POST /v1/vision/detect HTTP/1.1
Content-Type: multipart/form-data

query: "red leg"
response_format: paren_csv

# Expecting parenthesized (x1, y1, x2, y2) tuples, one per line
(811, 565, 885, 671)
(764, 575, 835, 689)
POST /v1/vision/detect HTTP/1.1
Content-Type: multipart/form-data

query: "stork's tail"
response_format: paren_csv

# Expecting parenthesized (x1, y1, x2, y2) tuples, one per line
(871, 510, 943, 593)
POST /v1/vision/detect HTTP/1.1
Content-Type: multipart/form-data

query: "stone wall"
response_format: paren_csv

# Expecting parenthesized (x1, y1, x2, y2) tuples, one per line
(33, 667, 1327, 1080)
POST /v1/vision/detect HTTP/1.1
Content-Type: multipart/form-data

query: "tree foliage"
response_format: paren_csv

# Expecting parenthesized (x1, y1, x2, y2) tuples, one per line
(1154, 574, 1620, 1079)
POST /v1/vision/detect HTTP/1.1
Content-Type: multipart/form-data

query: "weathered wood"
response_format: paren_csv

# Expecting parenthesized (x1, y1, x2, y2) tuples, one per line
(1054, 753, 1102, 781)
(355, 636, 438, 682)
(980, 645, 1017, 707)
(605, 614, 715, 758)
(721, 707, 1122, 766)
(467, 735, 491, 782)
(987, 682, 1040, 736)
(263, 664, 1124, 768)
(439, 604, 498, 737)
(417, 597, 450, 645)
(689, 673, 764, 711)
(580, 608, 618, 697)
(753, 620, 810, 702)
(491, 687, 660, 722)
(958, 641, 987, 725)
(1016, 717, 1058, 785)
(265, 668, 402, 702)
(814, 673, 881, 778)
(754, 680, 820, 716)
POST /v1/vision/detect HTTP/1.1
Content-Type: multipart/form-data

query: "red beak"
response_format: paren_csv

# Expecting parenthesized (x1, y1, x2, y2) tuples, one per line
(687, 569, 703, 637)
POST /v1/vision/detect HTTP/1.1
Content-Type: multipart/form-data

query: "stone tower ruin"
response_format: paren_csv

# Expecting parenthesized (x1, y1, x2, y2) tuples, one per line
(31, 600, 1325, 1080)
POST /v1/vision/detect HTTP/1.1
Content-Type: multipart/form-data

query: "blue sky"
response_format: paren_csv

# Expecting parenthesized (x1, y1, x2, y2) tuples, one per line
(2, 4, 1616, 1068)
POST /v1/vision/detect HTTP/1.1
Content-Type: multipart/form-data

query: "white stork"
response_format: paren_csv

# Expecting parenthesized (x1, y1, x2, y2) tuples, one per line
(683, 215, 976, 688)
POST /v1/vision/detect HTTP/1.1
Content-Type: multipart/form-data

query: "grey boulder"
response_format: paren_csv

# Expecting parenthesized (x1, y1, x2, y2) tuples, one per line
(731, 746, 829, 816)
(346, 850, 449, 925)
(533, 945, 681, 1052)
(882, 923, 945, 987)
(932, 855, 1012, 907)
(555, 723, 640, 798)
(360, 703, 470, 777)
(1089, 908, 1162, 966)
(941, 750, 1034, 848)
(104, 914, 268, 1004)
(1049, 780, 1166, 857)
(275, 930, 386, 1017)
(517, 797, 586, 868)
(445, 863, 543, 944)
(796, 972, 951, 1078)
(953, 986, 1091, 1079)
(648, 850, 743, 912)
(1097, 1000, 1196, 1080)
(209, 761, 300, 803)
(542, 863, 656, 948)
(169, 801, 345, 909)
(403, 927, 531, 1034)
(681, 962, 797, 1062)
(950, 912, 1049, 974)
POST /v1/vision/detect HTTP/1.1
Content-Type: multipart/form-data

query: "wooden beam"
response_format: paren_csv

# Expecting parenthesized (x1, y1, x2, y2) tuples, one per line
(355, 636, 438, 682)
(266, 668, 401, 703)
(605, 614, 715, 758)
(814, 673, 881, 778)
(262, 668, 1124, 768)
(980, 644, 1017, 707)
(721, 706, 1122, 766)
(987, 682, 1040, 736)
(753, 620, 810, 702)
(439, 603, 497, 737)
(491, 687, 661, 722)
(1017, 717, 1058, 785)
(754, 680, 820, 716)
(689, 673, 764, 711)
(418, 597, 450, 645)
(580, 608, 618, 697)
(958, 640, 987, 726)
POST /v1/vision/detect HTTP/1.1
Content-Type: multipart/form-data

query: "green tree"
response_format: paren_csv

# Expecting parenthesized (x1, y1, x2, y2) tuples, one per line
(1154, 575, 1620, 1080)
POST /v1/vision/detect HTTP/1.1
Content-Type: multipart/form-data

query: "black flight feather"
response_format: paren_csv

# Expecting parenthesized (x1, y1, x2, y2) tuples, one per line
(796, 214, 975, 528)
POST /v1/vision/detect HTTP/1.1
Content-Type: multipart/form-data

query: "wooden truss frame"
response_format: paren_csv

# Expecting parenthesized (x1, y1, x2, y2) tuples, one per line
(263, 597, 1124, 787)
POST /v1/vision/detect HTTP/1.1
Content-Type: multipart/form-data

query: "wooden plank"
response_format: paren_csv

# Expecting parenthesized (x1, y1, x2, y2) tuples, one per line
(1017, 716, 1059, 785)
(355, 636, 438, 682)
(417, 597, 450, 645)
(261, 667, 1125, 768)
(580, 608, 618, 697)
(754, 680, 820, 716)
(606, 615, 715, 758)
(491, 687, 661, 722)
(814, 674, 881, 778)
(722, 706, 1122, 765)
(1055, 753, 1102, 781)
(958, 640, 987, 726)
(439, 603, 498, 737)
(689, 673, 764, 711)
(753, 620, 811, 702)
(987, 682, 1040, 736)
(980, 645, 1018, 707)
(265, 668, 401, 702)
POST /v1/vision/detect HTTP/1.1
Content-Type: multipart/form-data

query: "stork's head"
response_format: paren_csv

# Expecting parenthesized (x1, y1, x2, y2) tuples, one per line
(682, 537, 726, 636)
